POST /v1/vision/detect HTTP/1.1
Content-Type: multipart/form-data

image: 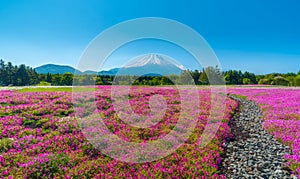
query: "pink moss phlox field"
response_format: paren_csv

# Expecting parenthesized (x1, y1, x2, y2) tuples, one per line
(229, 88, 300, 177)
(0, 87, 237, 178)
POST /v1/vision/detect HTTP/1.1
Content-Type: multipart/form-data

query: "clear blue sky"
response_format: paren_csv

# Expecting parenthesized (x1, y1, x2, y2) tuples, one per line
(0, 0, 299, 74)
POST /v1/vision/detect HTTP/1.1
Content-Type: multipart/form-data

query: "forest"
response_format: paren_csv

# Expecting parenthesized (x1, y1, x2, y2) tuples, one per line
(1, 59, 300, 86)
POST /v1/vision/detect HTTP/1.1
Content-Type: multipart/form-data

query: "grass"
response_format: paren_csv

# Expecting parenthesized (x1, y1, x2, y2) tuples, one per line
(231, 94, 248, 100)
(17, 87, 96, 92)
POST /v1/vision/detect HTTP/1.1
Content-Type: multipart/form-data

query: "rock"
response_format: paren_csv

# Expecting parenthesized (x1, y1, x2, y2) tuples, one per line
(220, 96, 296, 178)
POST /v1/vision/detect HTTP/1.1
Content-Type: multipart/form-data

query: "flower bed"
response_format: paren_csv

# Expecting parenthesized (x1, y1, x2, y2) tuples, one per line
(229, 87, 300, 177)
(0, 87, 238, 178)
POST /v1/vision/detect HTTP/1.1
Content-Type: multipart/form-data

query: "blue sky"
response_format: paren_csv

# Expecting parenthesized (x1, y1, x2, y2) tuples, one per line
(0, 0, 299, 74)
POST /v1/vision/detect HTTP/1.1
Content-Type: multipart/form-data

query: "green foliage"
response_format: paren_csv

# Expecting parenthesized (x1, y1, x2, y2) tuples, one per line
(18, 129, 36, 138)
(36, 118, 50, 127)
(272, 76, 289, 86)
(37, 81, 51, 86)
(23, 119, 36, 127)
(294, 75, 300, 86)
(0, 138, 13, 152)
(258, 73, 300, 86)
(198, 71, 209, 85)
(204, 66, 224, 85)
(0, 59, 39, 86)
(242, 78, 251, 85)
(224, 70, 257, 85)
(42, 128, 51, 134)
(258, 78, 271, 85)
(179, 70, 195, 85)
(26, 153, 70, 178)
(1, 59, 300, 86)
(18, 87, 94, 92)
(61, 72, 74, 86)
(231, 94, 247, 100)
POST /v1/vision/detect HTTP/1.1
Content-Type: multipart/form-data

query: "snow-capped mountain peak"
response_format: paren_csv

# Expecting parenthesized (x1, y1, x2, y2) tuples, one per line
(124, 54, 185, 70)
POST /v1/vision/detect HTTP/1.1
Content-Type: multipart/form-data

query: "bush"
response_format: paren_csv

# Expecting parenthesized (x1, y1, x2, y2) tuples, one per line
(258, 78, 271, 85)
(0, 138, 13, 152)
(22, 153, 70, 178)
(294, 75, 300, 86)
(273, 76, 289, 86)
(37, 81, 51, 86)
(242, 78, 251, 85)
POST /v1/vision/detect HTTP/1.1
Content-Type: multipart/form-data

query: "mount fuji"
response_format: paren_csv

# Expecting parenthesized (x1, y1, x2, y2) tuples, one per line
(35, 54, 185, 76)
(115, 54, 185, 76)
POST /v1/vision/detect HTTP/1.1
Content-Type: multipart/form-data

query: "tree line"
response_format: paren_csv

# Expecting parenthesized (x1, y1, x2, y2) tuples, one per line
(1, 59, 300, 86)
(0, 60, 39, 86)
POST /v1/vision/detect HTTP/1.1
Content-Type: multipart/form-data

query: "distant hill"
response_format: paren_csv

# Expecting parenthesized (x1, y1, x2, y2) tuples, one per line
(35, 64, 82, 74)
(35, 54, 184, 76)
(81, 70, 98, 75)
(98, 68, 120, 76)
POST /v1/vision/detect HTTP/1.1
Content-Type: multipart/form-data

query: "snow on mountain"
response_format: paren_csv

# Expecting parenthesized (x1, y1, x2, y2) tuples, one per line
(35, 54, 186, 76)
(124, 54, 185, 70)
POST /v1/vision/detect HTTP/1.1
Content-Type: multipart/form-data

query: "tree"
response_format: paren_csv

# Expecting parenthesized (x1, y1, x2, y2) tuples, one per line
(190, 70, 200, 85)
(198, 70, 208, 85)
(179, 70, 194, 85)
(161, 76, 173, 85)
(6, 62, 16, 85)
(61, 72, 73, 86)
(273, 76, 289, 86)
(224, 70, 242, 85)
(0, 59, 6, 85)
(46, 73, 52, 83)
(203, 66, 224, 85)
(243, 71, 257, 84)
(27, 67, 39, 85)
(286, 76, 295, 86)
(242, 78, 251, 85)
(150, 77, 161, 86)
(167, 74, 179, 85)
(52, 74, 62, 86)
(294, 75, 300, 86)
(16, 64, 29, 86)
(0, 59, 299, 87)
(81, 75, 95, 85)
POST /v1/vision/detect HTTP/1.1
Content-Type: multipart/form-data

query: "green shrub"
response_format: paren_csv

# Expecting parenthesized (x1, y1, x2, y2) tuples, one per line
(36, 118, 50, 127)
(273, 76, 289, 86)
(25, 153, 70, 178)
(242, 78, 251, 85)
(37, 81, 51, 86)
(23, 119, 36, 128)
(258, 78, 271, 85)
(0, 138, 13, 152)
(231, 94, 247, 100)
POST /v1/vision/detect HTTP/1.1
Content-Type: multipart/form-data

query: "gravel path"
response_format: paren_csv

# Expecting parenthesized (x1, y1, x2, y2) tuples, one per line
(221, 96, 297, 178)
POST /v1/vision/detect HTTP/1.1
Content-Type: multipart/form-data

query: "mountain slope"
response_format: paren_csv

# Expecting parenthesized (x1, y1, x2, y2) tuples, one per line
(117, 54, 184, 76)
(124, 54, 185, 70)
(35, 64, 82, 74)
(35, 54, 185, 76)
